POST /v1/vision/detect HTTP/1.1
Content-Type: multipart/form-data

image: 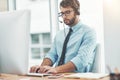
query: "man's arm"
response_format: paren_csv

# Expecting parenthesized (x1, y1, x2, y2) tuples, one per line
(70, 29, 97, 72)
(55, 61, 76, 72)
(41, 58, 53, 66)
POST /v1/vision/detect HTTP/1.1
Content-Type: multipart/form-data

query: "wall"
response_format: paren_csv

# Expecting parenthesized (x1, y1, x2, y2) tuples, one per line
(103, 0, 120, 72)
(0, 0, 7, 11)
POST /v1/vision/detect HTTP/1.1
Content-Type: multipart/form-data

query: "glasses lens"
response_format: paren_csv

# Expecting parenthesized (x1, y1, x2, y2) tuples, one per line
(58, 10, 73, 17)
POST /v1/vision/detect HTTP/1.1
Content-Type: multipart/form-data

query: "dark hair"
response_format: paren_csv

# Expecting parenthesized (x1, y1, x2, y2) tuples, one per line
(60, 0, 80, 15)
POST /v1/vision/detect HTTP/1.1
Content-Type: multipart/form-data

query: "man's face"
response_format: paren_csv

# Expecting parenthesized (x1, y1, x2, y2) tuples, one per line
(59, 7, 76, 26)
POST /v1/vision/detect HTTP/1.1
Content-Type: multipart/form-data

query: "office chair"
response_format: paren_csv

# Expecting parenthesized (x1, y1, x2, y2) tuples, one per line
(91, 44, 105, 73)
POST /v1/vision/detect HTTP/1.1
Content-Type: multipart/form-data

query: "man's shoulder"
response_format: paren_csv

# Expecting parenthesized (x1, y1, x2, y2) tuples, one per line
(80, 23, 95, 33)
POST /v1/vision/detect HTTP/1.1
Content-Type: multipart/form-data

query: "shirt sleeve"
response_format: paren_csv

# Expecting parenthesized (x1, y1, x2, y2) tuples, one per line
(45, 36, 58, 65)
(71, 29, 97, 72)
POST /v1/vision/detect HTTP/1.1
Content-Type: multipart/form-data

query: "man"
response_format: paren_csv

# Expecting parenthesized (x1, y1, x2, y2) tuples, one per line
(30, 0, 96, 74)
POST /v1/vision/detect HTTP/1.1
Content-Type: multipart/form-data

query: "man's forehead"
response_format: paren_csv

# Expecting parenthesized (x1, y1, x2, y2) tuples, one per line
(60, 6, 73, 12)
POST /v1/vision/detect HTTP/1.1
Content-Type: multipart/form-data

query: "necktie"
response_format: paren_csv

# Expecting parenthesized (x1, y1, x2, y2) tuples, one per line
(58, 28, 72, 66)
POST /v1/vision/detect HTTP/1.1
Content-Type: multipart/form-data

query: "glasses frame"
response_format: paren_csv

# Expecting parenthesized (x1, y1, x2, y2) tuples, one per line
(58, 10, 74, 17)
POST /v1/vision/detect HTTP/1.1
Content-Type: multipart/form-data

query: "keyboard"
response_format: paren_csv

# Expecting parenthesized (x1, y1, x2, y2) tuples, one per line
(27, 72, 52, 76)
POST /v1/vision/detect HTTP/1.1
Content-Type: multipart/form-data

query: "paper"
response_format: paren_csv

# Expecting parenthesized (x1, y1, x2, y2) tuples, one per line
(64, 73, 109, 79)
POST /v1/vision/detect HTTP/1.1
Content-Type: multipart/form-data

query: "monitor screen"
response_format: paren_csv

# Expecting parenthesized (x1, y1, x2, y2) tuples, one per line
(0, 10, 31, 75)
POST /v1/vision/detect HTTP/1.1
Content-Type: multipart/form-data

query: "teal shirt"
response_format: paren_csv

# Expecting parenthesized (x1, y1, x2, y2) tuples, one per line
(45, 21, 97, 72)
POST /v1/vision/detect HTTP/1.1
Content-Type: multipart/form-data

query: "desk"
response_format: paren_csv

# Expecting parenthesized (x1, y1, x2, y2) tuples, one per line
(0, 73, 109, 80)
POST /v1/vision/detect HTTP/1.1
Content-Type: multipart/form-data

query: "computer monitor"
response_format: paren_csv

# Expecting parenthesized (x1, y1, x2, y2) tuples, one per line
(0, 10, 30, 75)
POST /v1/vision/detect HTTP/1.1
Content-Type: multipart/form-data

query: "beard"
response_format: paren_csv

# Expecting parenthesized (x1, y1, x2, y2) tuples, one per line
(64, 16, 76, 26)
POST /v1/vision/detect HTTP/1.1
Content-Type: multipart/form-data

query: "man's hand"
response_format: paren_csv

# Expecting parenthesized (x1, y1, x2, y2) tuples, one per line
(29, 65, 40, 73)
(46, 67, 58, 74)
(38, 66, 52, 73)
(29, 58, 53, 73)
(30, 65, 56, 73)
(29, 61, 75, 74)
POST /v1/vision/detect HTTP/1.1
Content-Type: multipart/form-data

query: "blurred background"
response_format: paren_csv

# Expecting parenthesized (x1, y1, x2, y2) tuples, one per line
(0, 0, 120, 73)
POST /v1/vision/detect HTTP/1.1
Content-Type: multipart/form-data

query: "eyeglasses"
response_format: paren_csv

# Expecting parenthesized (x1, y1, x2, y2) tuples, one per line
(58, 10, 74, 17)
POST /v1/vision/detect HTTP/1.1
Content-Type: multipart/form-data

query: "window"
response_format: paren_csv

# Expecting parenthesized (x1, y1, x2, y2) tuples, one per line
(31, 33, 51, 59)
(15, 0, 51, 66)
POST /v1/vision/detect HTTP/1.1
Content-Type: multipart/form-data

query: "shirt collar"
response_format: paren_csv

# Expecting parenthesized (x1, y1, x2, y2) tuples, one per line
(70, 21, 82, 32)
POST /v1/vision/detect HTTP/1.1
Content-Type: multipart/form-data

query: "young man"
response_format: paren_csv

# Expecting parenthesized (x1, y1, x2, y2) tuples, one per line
(30, 0, 96, 74)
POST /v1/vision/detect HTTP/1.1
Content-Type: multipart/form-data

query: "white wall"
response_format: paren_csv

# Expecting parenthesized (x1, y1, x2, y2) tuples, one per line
(16, 0, 50, 33)
(103, 0, 120, 72)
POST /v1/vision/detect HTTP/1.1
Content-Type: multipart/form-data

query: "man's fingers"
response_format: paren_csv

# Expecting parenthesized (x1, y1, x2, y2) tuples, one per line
(29, 65, 39, 73)
(38, 66, 51, 73)
(30, 66, 36, 72)
(34, 66, 40, 73)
